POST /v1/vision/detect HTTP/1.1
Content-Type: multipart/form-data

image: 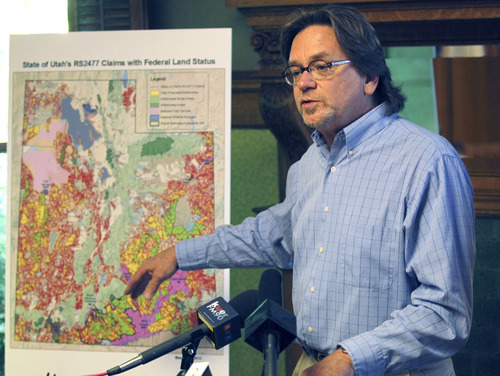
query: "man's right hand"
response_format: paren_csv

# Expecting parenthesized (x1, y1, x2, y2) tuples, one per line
(124, 246, 179, 300)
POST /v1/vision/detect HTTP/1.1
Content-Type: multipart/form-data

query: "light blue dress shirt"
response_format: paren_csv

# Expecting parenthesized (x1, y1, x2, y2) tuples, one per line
(176, 103, 476, 375)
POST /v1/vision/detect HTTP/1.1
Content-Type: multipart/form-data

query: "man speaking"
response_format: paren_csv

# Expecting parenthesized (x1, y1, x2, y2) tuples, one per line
(126, 5, 475, 376)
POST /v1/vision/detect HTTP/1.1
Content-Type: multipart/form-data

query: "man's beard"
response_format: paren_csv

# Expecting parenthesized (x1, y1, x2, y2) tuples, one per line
(301, 105, 339, 131)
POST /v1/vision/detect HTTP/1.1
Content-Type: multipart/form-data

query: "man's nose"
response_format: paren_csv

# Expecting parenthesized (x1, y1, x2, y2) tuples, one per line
(296, 70, 316, 90)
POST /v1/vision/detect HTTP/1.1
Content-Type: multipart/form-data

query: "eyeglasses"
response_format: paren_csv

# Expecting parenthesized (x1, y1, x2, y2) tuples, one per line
(281, 59, 351, 86)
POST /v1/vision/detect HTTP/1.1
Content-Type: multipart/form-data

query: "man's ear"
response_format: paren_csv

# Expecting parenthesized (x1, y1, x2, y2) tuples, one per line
(364, 75, 379, 96)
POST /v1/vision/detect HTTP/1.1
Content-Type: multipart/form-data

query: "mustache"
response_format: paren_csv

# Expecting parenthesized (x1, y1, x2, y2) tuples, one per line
(298, 94, 321, 103)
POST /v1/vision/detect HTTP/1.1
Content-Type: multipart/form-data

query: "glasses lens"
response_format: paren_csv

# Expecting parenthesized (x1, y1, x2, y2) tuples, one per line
(309, 61, 329, 79)
(283, 60, 344, 86)
(284, 66, 300, 85)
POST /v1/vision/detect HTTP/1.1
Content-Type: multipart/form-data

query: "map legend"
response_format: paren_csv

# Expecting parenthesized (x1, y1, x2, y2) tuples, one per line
(149, 89, 160, 127)
(146, 71, 209, 131)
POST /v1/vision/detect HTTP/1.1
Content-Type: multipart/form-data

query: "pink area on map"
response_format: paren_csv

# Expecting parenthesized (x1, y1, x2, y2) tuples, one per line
(37, 120, 68, 140)
(116, 307, 158, 344)
(23, 149, 70, 191)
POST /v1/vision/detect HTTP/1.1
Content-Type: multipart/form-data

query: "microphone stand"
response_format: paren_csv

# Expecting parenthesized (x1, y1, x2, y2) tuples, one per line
(177, 339, 201, 376)
(262, 331, 279, 376)
(177, 339, 200, 376)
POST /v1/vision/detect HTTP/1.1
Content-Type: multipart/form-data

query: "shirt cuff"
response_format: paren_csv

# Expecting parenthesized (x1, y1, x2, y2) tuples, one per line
(340, 332, 386, 376)
(175, 236, 210, 270)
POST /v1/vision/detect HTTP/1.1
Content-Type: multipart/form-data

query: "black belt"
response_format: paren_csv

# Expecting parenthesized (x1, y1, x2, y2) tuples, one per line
(302, 346, 329, 361)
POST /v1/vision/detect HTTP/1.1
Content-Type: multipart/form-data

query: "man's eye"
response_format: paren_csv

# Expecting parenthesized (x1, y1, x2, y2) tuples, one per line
(315, 64, 328, 71)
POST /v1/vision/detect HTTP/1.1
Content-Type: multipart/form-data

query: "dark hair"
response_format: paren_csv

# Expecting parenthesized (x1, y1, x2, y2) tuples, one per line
(279, 5, 406, 114)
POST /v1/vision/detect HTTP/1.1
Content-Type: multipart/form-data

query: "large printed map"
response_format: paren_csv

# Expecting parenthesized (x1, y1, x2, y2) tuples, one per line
(10, 70, 226, 350)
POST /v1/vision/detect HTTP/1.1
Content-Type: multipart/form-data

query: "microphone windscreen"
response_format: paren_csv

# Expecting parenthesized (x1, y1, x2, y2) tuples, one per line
(229, 289, 260, 328)
(259, 269, 282, 306)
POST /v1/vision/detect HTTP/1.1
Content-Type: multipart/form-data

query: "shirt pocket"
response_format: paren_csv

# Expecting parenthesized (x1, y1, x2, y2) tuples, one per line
(340, 223, 400, 290)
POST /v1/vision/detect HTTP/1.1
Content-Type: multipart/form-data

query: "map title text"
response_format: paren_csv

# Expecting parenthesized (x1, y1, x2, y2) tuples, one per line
(21, 57, 217, 69)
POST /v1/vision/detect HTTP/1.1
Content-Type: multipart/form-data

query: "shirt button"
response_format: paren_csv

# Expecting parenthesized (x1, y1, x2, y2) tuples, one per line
(308, 326, 313, 333)
(349, 150, 354, 155)
(310, 286, 315, 293)
(324, 206, 328, 212)
(330, 166, 336, 172)
(319, 247, 324, 253)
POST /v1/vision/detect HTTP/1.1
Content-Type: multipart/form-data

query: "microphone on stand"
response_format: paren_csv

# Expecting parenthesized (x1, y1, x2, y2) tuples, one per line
(106, 289, 260, 375)
(259, 267, 283, 306)
(244, 269, 296, 376)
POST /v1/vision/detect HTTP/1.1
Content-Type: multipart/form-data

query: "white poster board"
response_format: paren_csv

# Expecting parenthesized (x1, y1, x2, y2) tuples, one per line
(7, 29, 231, 376)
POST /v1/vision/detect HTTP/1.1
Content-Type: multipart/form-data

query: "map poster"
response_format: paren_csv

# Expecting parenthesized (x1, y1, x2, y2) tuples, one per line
(6, 29, 231, 376)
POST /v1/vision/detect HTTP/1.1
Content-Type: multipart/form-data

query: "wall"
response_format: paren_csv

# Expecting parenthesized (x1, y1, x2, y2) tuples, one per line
(146, 0, 259, 71)
(229, 128, 283, 375)
(454, 217, 500, 373)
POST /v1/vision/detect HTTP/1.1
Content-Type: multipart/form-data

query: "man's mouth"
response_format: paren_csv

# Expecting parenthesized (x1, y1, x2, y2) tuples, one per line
(301, 99, 318, 109)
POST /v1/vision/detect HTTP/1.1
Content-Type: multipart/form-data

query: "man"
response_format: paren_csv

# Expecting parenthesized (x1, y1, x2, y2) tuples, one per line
(125, 5, 475, 376)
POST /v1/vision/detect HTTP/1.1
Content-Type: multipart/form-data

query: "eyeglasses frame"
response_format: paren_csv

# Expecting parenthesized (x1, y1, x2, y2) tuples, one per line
(281, 59, 352, 86)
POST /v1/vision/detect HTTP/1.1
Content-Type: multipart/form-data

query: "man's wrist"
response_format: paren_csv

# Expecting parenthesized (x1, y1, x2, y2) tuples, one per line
(335, 345, 354, 374)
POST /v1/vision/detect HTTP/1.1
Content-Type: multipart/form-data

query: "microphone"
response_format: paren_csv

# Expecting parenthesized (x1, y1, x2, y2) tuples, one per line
(107, 289, 260, 375)
(244, 269, 296, 376)
(259, 268, 283, 306)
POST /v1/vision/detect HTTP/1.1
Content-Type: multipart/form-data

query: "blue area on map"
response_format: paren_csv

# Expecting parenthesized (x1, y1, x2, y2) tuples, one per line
(100, 167, 111, 182)
(83, 103, 98, 115)
(123, 71, 129, 87)
(186, 214, 200, 232)
(131, 208, 144, 224)
(61, 97, 101, 150)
